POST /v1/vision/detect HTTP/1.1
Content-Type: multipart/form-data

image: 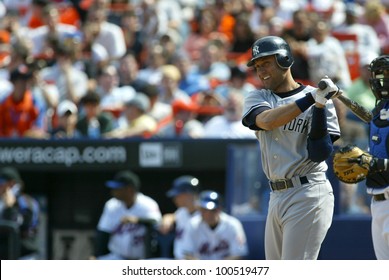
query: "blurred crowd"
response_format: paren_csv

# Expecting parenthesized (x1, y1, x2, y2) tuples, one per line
(0, 0, 387, 141)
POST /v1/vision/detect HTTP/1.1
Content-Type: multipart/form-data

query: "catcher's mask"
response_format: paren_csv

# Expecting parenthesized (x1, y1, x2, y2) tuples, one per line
(369, 55, 389, 100)
(246, 36, 294, 69)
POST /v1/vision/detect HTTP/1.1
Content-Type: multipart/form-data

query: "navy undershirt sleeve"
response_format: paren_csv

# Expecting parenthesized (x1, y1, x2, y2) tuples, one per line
(242, 107, 270, 130)
(307, 107, 333, 162)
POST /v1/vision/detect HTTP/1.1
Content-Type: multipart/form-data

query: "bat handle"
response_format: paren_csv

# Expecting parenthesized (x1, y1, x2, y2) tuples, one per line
(318, 80, 327, 90)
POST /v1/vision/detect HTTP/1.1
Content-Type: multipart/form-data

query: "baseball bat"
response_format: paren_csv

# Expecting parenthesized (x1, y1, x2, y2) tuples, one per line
(318, 81, 373, 123)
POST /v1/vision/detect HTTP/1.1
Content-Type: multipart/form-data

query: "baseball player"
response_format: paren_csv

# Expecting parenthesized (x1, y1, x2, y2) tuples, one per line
(159, 175, 200, 259)
(0, 167, 40, 260)
(175, 190, 248, 260)
(242, 36, 341, 259)
(364, 55, 389, 259)
(93, 170, 162, 260)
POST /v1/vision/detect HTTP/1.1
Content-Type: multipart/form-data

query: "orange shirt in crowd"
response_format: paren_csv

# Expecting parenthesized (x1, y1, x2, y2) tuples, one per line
(0, 91, 39, 137)
(28, 5, 80, 29)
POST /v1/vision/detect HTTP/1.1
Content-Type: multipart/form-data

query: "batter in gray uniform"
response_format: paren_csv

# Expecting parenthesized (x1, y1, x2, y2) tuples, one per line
(242, 36, 341, 260)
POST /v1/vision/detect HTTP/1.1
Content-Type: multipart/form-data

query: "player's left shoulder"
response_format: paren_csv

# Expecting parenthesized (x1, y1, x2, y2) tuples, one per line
(220, 212, 244, 227)
(135, 193, 162, 219)
(136, 193, 159, 207)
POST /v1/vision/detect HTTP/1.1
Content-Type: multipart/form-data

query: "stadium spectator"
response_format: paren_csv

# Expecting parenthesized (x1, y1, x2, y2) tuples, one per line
(306, 19, 352, 89)
(0, 167, 40, 260)
(230, 13, 256, 54)
(50, 99, 81, 139)
(183, 8, 218, 62)
(248, 0, 276, 39)
(117, 52, 148, 92)
(158, 64, 191, 105)
(156, 99, 204, 138)
(78, 20, 109, 80)
(214, 66, 256, 100)
(203, 91, 256, 139)
(84, 3, 126, 63)
(103, 92, 157, 139)
(25, 0, 80, 29)
(140, 83, 171, 123)
(172, 51, 211, 97)
(95, 64, 136, 116)
(39, 40, 88, 105)
(158, 29, 183, 64)
(0, 38, 32, 102)
(137, 44, 169, 86)
(76, 90, 115, 138)
(333, 2, 381, 58)
(360, 0, 389, 54)
(120, 8, 143, 62)
(0, 64, 45, 138)
(26, 4, 80, 60)
(190, 41, 231, 87)
(282, 9, 314, 83)
(92, 170, 162, 260)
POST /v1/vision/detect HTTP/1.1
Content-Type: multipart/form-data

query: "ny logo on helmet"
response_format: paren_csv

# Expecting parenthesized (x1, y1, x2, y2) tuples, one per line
(253, 46, 260, 56)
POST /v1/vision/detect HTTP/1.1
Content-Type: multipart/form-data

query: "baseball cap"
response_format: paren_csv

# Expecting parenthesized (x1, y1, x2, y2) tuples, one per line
(0, 167, 22, 184)
(166, 175, 199, 198)
(57, 100, 78, 117)
(105, 170, 140, 190)
(125, 93, 150, 112)
(198, 190, 221, 210)
(10, 64, 33, 81)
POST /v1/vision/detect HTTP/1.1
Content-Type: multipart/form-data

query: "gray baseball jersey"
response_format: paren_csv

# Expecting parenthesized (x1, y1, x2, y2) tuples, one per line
(242, 85, 340, 181)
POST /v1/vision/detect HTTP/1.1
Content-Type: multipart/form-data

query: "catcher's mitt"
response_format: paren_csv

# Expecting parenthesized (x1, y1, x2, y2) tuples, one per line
(333, 144, 373, 183)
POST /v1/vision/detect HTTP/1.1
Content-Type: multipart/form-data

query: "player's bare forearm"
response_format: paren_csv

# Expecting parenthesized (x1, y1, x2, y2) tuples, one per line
(255, 102, 303, 130)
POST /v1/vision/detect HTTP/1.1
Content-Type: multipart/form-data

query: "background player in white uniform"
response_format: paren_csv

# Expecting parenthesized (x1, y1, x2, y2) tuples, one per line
(159, 175, 200, 259)
(242, 36, 341, 259)
(364, 55, 389, 259)
(175, 190, 248, 260)
(93, 170, 162, 260)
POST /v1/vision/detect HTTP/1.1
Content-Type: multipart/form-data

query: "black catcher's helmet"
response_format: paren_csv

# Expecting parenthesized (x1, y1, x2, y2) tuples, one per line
(369, 55, 389, 100)
(246, 36, 294, 69)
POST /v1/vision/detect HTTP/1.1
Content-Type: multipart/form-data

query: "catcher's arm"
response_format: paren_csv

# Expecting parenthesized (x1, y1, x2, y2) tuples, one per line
(349, 154, 389, 173)
(333, 145, 388, 184)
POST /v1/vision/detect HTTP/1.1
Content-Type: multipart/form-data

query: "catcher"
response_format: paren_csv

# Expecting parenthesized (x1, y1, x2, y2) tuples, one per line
(333, 55, 389, 260)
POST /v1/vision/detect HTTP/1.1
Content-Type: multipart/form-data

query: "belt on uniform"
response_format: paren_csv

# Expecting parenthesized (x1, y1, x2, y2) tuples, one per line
(373, 193, 387, 201)
(269, 176, 308, 191)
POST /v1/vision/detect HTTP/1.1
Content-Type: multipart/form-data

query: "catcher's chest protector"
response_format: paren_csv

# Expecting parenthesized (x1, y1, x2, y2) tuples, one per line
(369, 121, 389, 159)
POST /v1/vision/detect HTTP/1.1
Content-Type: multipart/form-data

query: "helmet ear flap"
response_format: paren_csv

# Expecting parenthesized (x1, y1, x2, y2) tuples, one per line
(275, 53, 293, 69)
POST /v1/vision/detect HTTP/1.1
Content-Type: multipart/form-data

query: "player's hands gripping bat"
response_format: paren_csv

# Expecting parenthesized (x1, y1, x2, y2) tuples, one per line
(318, 78, 373, 123)
(315, 77, 341, 105)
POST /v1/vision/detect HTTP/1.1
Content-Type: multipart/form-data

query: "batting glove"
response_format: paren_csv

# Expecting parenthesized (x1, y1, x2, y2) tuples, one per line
(315, 76, 340, 105)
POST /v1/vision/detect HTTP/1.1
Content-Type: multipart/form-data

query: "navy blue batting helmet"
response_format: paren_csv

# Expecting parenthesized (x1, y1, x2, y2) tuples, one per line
(247, 36, 294, 69)
(198, 190, 221, 210)
(166, 175, 200, 198)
